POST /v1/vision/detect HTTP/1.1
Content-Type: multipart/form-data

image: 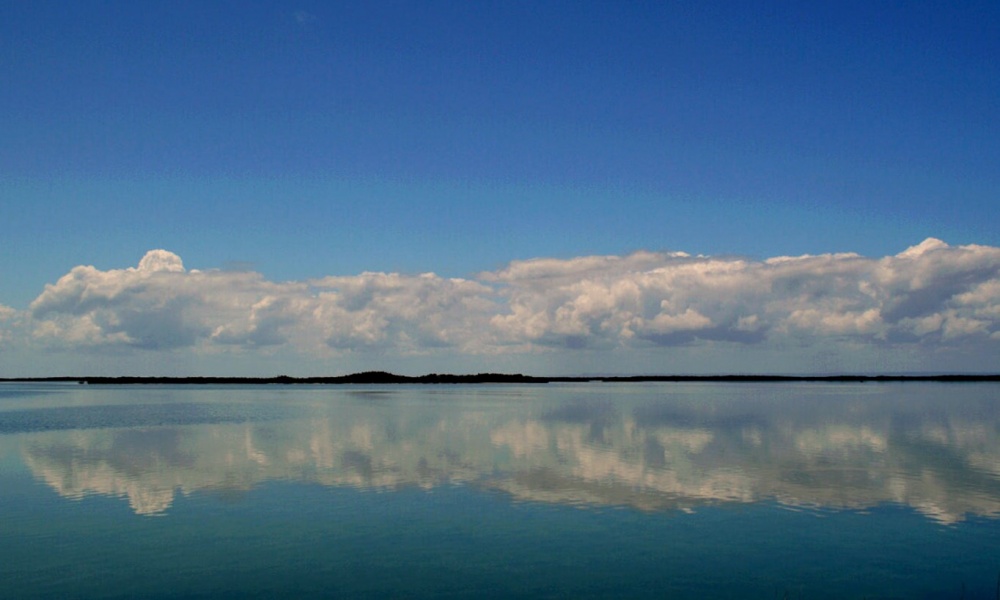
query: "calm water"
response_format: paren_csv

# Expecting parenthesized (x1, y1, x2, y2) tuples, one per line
(1, 382, 999, 599)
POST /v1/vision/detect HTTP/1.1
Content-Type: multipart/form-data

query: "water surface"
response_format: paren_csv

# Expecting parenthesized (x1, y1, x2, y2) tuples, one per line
(1, 382, 998, 598)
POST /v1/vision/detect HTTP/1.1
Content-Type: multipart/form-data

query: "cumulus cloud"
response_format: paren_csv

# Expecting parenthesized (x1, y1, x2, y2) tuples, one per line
(308, 272, 497, 352)
(27, 250, 497, 355)
(489, 239, 1000, 350)
(17, 240, 1000, 362)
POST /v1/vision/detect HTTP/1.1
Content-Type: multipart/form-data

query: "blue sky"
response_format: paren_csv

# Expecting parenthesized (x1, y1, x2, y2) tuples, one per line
(1, 1, 998, 376)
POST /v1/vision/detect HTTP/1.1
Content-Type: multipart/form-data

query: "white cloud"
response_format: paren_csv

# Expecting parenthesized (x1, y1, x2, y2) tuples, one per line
(27, 251, 498, 356)
(137, 249, 186, 273)
(13, 240, 1000, 368)
(307, 272, 497, 353)
(490, 240, 1000, 350)
(0, 304, 18, 345)
(29, 251, 291, 350)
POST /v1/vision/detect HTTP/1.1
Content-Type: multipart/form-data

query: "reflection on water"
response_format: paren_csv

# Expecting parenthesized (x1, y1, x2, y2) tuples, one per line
(6, 383, 1000, 521)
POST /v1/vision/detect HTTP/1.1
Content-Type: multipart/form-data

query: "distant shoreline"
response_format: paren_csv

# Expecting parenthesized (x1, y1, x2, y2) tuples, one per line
(2, 372, 999, 384)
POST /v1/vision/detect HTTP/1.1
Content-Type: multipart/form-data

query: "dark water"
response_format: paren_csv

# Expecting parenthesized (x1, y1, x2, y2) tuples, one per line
(1, 382, 998, 599)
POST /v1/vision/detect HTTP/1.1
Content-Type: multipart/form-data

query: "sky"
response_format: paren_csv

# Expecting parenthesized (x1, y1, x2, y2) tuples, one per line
(1, 1, 998, 376)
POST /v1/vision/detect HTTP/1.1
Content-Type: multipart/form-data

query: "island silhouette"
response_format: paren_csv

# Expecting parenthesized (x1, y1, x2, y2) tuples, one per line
(3, 371, 999, 384)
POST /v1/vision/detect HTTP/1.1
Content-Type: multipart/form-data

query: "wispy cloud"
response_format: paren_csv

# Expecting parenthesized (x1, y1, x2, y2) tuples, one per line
(6, 239, 999, 368)
(0, 304, 17, 345)
(292, 10, 317, 27)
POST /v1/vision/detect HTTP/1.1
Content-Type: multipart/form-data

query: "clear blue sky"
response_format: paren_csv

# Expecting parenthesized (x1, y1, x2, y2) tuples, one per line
(1, 1, 998, 375)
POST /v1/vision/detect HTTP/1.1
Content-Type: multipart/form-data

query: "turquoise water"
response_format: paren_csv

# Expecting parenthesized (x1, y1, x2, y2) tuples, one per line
(1, 382, 999, 599)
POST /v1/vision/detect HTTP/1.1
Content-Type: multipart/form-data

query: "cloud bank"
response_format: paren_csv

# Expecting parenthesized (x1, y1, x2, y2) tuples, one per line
(6, 239, 1000, 372)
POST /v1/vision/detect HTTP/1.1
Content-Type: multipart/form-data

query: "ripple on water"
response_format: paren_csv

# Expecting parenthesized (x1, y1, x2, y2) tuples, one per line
(0, 402, 295, 434)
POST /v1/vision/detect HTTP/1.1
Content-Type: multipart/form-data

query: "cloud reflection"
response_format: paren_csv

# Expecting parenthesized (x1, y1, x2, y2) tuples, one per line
(17, 386, 1000, 522)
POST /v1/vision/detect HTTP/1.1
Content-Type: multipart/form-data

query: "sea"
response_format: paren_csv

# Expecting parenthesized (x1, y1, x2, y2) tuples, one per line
(1, 381, 998, 599)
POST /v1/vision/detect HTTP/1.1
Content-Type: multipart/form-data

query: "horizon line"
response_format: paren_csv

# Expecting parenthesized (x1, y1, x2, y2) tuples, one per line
(3, 372, 1000, 385)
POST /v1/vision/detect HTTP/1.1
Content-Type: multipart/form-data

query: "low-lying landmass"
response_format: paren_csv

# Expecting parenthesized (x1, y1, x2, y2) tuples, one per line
(2, 371, 999, 384)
